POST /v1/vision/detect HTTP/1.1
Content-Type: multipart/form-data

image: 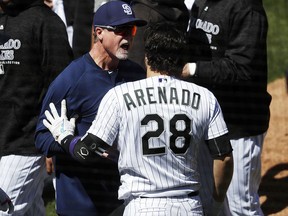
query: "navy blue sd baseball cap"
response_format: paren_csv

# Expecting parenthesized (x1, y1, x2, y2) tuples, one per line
(93, 1, 147, 27)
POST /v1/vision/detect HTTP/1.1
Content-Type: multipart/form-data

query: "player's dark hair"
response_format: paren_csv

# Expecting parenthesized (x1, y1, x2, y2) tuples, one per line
(144, 21, 186, 77)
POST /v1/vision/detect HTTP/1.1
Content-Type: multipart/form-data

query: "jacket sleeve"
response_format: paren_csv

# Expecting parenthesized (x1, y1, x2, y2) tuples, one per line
(35, 74, 71, 157)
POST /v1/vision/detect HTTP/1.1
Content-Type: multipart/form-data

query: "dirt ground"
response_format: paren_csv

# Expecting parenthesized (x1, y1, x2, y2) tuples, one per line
(259, 77, 288, 215)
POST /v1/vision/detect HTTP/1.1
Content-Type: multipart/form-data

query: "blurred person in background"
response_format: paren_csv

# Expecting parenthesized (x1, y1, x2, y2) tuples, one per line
(182, 0, 271, 215)
(128, 0, 189, 69)
(0, 0, 73, 215)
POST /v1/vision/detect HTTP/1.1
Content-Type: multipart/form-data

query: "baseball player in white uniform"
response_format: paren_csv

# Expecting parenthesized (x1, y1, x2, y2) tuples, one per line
(43, 22, 234, 215)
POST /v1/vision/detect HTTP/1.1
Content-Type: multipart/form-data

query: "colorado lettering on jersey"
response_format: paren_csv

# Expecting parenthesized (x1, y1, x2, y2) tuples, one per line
(0, 39, 21, 60)
(195, 18, 219, 46)
(0, 39, 21, 74)
(123, 87, 201, 111)
(195, 19, 219, 35)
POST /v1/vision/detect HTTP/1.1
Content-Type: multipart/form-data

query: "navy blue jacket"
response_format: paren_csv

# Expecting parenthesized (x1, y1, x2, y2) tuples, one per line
(35, 53, 145, 215)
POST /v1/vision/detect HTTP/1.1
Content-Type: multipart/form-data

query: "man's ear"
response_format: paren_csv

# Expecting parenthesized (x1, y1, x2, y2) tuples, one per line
(144, 55, 148, 67)
(95, 27, 104, 41)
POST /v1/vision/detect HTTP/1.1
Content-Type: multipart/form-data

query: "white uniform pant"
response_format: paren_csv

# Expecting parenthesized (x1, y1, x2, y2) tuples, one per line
(198, 134, 265, 216)
(123, 195, 203, 216)
(0, 155, 46, 216)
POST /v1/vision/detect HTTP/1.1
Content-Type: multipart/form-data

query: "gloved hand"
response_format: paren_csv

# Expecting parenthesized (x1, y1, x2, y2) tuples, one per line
(0, 188, 14, 214)
(43, 100, 76, 143)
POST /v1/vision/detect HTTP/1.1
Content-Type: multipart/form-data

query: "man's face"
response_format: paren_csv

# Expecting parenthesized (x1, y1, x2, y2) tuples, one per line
(98, 25, 137, 60)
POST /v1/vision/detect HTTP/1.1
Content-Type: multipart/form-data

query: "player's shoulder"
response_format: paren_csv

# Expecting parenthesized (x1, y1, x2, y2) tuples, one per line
(59, 53, 93, 75)
(114, 78, 139, 90)
(111, 78, 145, 97)
(180, 79, 209, 90)
(50, 56, 87, 86)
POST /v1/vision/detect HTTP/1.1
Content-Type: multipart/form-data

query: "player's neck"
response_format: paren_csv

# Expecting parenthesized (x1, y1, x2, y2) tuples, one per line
(146, 64, 162, 78)
(89, 43, 119, 71)
(145, 57, 161, 78)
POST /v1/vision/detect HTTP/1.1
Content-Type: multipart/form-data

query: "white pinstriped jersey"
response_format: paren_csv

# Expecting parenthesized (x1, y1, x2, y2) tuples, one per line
(86, 75, 228, 200)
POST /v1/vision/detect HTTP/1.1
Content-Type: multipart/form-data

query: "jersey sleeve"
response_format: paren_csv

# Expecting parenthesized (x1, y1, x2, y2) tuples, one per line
(204, 93, 232, 157)
(87, 88, 120, 146)
(206, 93, 228, 140)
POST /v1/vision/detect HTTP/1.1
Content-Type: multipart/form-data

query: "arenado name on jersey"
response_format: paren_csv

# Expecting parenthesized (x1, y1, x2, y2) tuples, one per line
(123, 85, 201, 111)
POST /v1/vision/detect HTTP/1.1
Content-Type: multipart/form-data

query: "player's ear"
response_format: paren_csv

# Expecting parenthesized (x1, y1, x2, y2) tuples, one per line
(144, 55, 151, 78)
(95, 27, 104, 41)
(144, 55, 148, 67)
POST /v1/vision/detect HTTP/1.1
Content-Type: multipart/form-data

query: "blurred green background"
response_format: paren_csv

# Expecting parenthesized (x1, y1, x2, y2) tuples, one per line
(265, 0, 288, 82)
